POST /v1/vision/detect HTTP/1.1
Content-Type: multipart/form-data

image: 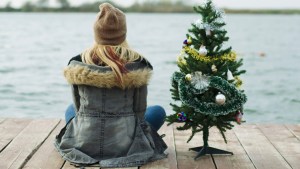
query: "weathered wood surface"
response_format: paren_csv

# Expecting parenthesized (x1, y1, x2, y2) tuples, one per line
(258, 124, 300, 169)
(233, 124, 292, 169)
(173, 123, 216, 169)
(0, 119, 32, 152)
(0, 118, 299, 169)
(140, 123, 177, 169)
(23, 121, 65, 169)
(0, 119, 60, 169)
(209, 127, 256, 169)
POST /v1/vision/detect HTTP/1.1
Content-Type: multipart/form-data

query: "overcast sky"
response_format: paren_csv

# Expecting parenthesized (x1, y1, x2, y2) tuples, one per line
(1, 0, 300, 9)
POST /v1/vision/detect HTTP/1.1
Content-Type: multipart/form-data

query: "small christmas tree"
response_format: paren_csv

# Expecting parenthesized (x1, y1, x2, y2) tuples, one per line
(167, 0, 247, 159)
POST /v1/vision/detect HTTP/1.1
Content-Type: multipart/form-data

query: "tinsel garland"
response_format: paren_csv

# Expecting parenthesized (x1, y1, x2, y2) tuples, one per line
(177, 55, 187, 66)
(234, 76, 243, 88)
(172, 72, 247, 116)
(183, 46, 237, 63)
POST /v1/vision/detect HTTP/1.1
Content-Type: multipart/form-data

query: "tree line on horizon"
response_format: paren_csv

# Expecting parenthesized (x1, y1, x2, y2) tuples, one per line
(0, 0, 194, 13)
(1, 0, 299, 14)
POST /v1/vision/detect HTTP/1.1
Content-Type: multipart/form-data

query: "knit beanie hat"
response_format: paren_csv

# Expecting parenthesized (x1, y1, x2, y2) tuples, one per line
(94, 3, 127, 45)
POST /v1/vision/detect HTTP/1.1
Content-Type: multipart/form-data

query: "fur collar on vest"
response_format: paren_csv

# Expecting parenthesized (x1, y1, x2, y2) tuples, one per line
(64, 60, 153, 89)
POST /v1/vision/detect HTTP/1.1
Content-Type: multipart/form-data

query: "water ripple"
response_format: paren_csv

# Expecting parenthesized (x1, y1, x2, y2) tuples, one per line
(0, 67, 16, 73)
(1, 13, 300, 123)
(290, 99, 300, 103)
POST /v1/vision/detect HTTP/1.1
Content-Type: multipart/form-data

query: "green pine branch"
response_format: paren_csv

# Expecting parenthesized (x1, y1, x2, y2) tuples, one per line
(167, 0, 247, 146)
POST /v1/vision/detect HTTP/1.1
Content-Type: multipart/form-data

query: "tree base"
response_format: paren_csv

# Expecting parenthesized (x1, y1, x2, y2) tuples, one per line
(189, 145, 233, 160)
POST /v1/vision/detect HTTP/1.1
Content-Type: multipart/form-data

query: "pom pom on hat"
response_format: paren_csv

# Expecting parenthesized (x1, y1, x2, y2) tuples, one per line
(94, 3, 127, 45)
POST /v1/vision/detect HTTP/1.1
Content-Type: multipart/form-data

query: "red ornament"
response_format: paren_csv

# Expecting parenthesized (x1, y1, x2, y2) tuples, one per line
(236, 111, 243, 124)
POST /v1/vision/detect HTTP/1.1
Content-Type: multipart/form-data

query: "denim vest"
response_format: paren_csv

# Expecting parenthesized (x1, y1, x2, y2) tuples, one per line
(54, 59, 167, 167)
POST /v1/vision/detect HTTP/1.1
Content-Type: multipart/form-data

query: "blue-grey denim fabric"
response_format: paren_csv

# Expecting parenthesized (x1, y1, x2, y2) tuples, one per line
(54, 60, 167, 167)
(65, 104, 166, 131)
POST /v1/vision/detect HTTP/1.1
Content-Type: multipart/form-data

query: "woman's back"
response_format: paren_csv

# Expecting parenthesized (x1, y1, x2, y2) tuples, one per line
(55, 57, 167, 167)
(64, 58, 152, 114)
(54, 3, 167, 167)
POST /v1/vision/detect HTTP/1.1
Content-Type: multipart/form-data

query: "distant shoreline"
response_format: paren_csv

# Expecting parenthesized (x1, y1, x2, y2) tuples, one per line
(1, 2, 300, 15)
(1, 9, 300, 14)
(224, 9, 300, 15)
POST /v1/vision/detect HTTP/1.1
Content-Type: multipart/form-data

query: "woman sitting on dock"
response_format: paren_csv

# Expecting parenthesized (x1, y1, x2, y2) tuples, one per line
(54, 3, 167, 168)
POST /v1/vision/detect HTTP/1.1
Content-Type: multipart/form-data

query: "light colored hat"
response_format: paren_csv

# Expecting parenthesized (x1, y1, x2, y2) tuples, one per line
(94, 3, 127, 45)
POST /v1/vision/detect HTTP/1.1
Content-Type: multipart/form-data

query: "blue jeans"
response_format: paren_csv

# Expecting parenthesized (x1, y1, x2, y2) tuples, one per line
(65, 105, 166, 131)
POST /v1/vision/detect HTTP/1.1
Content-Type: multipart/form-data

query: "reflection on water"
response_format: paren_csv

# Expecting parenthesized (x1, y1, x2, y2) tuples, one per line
(0, 13, 300, 123)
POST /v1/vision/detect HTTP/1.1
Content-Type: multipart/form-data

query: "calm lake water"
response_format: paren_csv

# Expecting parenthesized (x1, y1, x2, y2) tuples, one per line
(0, 13, 299, 123)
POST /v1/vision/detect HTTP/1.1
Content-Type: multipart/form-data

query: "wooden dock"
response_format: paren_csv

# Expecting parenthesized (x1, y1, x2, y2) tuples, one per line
(0, 118, 299, 169)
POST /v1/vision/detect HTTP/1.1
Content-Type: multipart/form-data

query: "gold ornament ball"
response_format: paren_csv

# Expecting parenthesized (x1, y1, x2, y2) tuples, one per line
(187, 37, 192, 44)
(211, 64, 217, 72)
(215, 92, 226, 105)
(185, 74, 192, 81)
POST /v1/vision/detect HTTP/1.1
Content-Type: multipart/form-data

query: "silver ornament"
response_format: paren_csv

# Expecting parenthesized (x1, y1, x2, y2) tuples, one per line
(205, 28, 212, 36)
(191, 71, 209, 93)
(215, 92, 226, 105)
(199, 46, 208, 56)
(227, 69, 234, 81)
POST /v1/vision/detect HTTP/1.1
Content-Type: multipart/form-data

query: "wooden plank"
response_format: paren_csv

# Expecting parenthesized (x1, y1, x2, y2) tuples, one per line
(22, 120, 65, 169)
(63, 161, 100, 169)
(140, 123, 177, 169)
(233, 124, 292, 169)
(0, 118, 32, 152)
(173, 123, 216, 169)
(285, 124, 300, 169)
(101, 167, 137, 169)
(61, 162, 78, 169)
(258, 124, 300, 169)
(0, 119, 60, 169)
(284, 155, 300, 169)
(63, 162, 136, 169)
(208, 127, 256, 169)
(63, 162, 135, 169)
(286, 124, 300, 141)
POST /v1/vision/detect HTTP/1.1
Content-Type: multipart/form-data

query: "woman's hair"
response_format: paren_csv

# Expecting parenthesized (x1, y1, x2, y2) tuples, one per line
(81, 40, 141, 87)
